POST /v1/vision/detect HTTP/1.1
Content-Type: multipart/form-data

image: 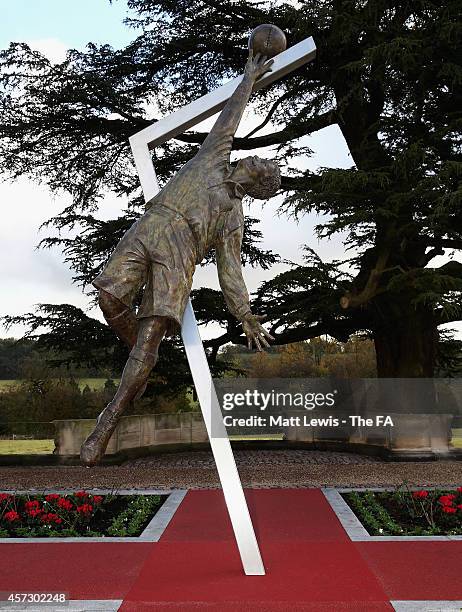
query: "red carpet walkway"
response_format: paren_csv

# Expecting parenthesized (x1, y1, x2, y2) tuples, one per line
(1, 489, 461, 610)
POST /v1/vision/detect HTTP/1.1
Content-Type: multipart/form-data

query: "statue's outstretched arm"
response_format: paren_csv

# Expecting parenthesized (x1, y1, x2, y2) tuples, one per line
(203, 52, 274, 145)
(216, 223, 251, 322)
(216, 224, 274, 351)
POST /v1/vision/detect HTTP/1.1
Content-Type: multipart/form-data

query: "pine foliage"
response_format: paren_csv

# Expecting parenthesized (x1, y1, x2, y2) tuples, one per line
(0, 0, 461, 376)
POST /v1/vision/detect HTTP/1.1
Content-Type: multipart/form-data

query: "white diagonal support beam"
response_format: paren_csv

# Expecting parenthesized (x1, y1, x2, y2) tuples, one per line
(129, 35, 316, 575)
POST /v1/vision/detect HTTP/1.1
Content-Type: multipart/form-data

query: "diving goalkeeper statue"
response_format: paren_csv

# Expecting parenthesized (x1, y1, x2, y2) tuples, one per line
(81, 51, 280, 466)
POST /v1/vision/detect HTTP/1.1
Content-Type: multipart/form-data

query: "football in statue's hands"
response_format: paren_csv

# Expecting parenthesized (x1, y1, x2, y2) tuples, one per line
(248, 24, 287, 58)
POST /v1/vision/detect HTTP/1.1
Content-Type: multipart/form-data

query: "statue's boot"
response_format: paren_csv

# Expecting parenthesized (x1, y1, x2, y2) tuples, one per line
(80, 403, 121, 466)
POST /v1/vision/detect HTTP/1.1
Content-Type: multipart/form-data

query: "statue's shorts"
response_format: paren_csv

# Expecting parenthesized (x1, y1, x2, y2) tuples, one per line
(92, 205, 197, 335)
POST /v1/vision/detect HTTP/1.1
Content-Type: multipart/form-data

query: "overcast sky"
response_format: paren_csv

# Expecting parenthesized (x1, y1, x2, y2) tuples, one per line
(1, 0, 457, 342)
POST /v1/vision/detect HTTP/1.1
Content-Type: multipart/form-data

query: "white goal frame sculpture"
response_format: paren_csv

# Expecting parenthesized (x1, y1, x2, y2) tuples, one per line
(129, 36, 316, 575)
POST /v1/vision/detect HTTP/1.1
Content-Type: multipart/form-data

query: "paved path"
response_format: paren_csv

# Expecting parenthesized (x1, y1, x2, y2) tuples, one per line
(0, 450, 461, 490)
(1, 489, 461, 610)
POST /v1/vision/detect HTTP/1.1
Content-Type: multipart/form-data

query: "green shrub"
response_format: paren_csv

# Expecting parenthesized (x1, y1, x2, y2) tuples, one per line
(107, 495, 162, 536)
(344, 487, 462, 536)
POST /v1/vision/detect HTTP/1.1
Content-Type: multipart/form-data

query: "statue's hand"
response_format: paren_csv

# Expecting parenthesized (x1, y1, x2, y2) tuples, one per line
(242, 313, 275, 352)
(245, 50, 274, 82)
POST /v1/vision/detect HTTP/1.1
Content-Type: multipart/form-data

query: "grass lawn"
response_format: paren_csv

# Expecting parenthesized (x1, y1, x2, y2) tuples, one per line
(452, 428, 462, 448)
(0, 439, 54, 455)
(0, 380, 19, 391)
(0, 378, 118, 392)
(229, 434, 284, 441)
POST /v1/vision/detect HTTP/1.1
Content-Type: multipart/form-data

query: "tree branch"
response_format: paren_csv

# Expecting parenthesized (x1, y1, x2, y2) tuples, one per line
(426, 238, 462, 251)
(280, 172, 319, 191)
(435, 261, 462, 278)
(243, 89, 294, 138)
(203, 317, 358, 354)
(175, 110, 337, 150)
(423, 246, 445, 265)
(436, 307, 462, 326)
(340, 250, 391, 309)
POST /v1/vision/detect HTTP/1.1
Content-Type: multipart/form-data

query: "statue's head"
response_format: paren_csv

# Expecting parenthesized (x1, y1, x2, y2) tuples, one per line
(232, 156, 281, 200)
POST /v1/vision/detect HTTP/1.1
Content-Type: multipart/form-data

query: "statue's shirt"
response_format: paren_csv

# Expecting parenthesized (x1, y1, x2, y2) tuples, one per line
(146, 130, 244, 262)
(92, 129, 251, 333)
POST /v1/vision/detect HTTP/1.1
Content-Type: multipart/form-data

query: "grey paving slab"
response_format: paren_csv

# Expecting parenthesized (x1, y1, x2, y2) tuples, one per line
(0, 601, 122, 612)
(322, 488, 370, 539)
(138, 489, 187, 541)
(64, 601, 121, 611)
(0, 488, 173, 496)
(391, 601, 462, 612)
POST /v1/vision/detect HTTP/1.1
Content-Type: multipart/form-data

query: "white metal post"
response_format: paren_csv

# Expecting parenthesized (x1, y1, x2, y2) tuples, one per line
(129, 36, 316, 575)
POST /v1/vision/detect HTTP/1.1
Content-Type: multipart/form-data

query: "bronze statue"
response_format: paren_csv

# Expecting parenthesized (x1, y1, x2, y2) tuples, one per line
(80, 51, 280, 466)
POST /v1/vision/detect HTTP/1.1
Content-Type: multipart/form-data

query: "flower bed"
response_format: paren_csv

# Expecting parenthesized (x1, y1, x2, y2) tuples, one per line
(0, 491, 166, 538)
(343, 487, 462, 536)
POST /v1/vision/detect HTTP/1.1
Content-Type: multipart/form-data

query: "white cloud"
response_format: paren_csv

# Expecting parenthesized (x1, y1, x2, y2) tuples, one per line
(24, 38, 68, 63)
(0, 179, 93, 338)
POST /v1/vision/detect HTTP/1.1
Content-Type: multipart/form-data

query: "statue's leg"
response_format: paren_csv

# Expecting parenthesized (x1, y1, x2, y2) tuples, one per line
(98, 289, 149, 400)
(98, 289, 138, 349)
(80, 315, 170, 466)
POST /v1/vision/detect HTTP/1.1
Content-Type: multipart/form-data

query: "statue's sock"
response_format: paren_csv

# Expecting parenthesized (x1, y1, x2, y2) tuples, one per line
(108, 347, 158, 414)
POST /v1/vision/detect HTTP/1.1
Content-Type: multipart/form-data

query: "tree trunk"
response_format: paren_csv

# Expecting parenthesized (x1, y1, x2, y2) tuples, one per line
(373, 310, 438, 378)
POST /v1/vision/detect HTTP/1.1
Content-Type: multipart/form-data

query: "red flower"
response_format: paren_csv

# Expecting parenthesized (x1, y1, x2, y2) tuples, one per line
(439, 495, 456, 507)
(92, 496, 103, 505)
(40, 513, 62, 524)
(442, 506, 457, 514)
(25, 500, 41, 510)
(76, 504, 93, 515)
(4, 511, 19, 522)
(26, 508, 43, 518)
(25, 500, 42, 517)
(457, 487, 462, 493)
(45, 494, 60, 502)
(74, 491, 88, 499)
(0, 493, 12, 502)
(457, 504, 462, 511)
(412, 490, 429, 499)
(57, 498, 73, 511)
